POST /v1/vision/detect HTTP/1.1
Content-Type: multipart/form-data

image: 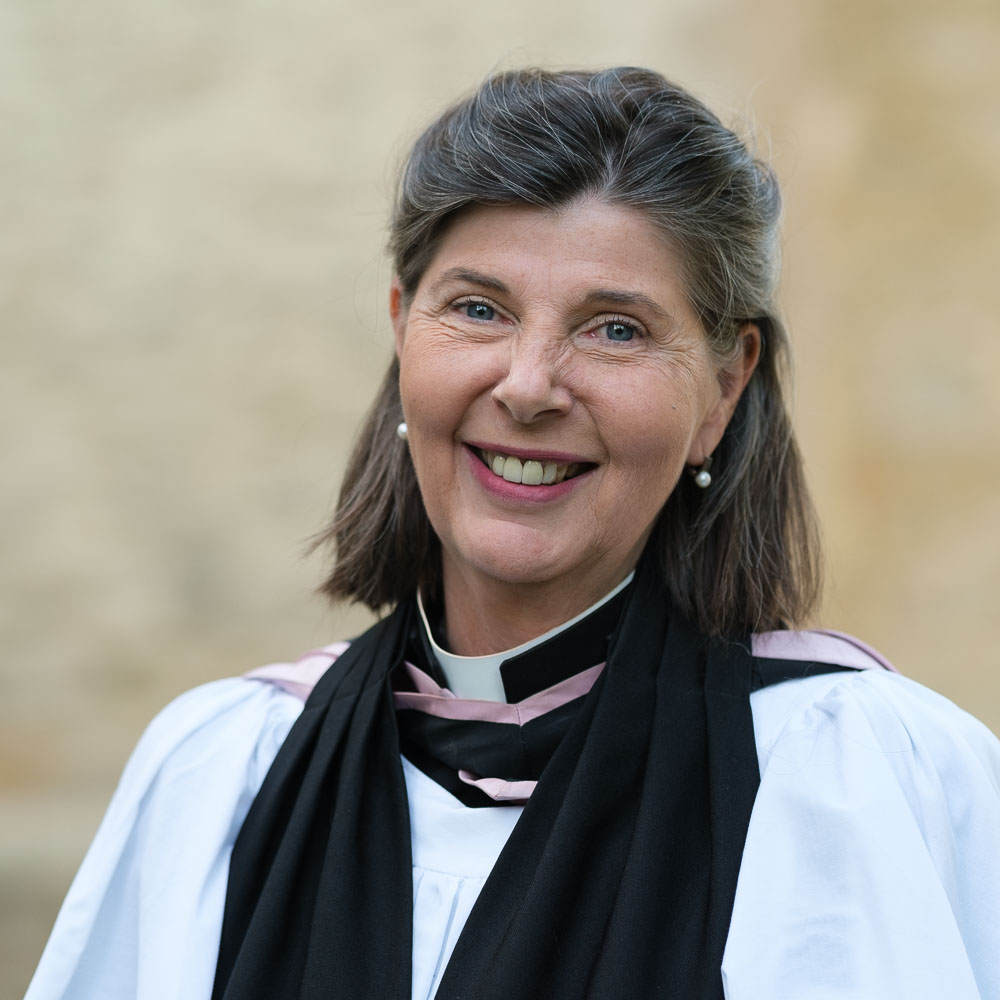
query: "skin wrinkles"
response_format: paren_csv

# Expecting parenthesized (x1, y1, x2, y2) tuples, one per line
(418, 284, 692, 368)
(392, 197, 759, 655)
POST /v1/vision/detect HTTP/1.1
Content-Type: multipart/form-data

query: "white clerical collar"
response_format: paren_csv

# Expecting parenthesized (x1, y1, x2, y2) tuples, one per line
(416, 572, 635, 702)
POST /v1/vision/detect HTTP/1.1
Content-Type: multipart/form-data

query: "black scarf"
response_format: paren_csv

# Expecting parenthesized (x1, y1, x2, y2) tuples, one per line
(212, 556, 765, 999)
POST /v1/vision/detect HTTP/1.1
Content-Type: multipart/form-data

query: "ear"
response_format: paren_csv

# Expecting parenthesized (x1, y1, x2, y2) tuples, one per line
(390, 276, 408, 360)
(686, 323, 762, 466)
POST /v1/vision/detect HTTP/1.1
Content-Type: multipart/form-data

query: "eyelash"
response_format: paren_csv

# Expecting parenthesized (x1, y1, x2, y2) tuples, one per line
(590, 316, 645, 344)
(450, 297, 646, 344)
(452, 296, 504, 322)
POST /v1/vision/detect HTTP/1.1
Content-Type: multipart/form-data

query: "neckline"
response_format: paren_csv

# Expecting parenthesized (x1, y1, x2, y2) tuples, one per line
(414, 573, 634, 702)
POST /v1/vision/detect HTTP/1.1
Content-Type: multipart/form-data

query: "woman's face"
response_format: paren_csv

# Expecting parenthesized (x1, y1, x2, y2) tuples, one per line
(392, 198, 756, 605)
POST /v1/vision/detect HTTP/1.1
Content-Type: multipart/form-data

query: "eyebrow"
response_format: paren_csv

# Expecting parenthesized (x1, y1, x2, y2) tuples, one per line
(427, 268, 510, 296)
(581, 289, 676, 329)
(426, 269, 676, 328)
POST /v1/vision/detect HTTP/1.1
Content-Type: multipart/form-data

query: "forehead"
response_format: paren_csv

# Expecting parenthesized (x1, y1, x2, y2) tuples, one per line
(418, 199, 696, 318)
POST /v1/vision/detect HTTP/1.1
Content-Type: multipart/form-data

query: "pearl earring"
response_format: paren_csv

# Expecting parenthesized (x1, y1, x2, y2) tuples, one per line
(396, 422, 408, 441)
(692, 456, 713, 489)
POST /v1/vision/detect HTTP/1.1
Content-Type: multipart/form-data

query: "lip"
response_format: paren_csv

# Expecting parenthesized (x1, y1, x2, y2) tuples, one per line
(463, 444, 594, 503)
(465, 440, 594, 465)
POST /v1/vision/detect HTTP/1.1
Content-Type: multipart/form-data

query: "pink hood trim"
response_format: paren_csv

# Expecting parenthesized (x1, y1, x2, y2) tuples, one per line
(246, 629, 897, 705)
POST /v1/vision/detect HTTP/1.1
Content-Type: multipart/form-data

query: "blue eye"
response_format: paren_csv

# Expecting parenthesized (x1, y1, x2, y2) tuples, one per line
(604, 321, 636, 342)
(464, 302, 495, 321)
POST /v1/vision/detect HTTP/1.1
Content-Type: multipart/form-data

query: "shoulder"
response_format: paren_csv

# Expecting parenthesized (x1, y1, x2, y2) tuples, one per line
(749, 629, 999, 792)
(86, 674, 309, 889)
(26, 669, 314, 1000)
(125, 637, 353, 777)
(726, 631, 1000, 996)
(105, 642, 362, 835)
(750, 661, 1000, 853)
(123, 673, 309, 791)
(243, 640, 349, 701)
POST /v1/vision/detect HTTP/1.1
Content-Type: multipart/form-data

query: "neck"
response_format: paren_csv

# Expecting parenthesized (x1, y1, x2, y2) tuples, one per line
(440, 560, 637, 657)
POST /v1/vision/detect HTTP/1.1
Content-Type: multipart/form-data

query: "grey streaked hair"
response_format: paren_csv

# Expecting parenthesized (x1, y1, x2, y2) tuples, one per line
(313, 67, 821, 635)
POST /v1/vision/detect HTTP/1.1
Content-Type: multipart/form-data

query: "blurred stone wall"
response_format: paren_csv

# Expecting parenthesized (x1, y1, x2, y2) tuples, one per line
(3, 0, 998, 993)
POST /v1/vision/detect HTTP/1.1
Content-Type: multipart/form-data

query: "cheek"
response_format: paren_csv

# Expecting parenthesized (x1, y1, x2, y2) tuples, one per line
(399, 341, 457, 438)
(398, 339, 489, 503)
(593, 394, 702, 513)
(400, 332, 492, 422)
(627, 432, 690, 502)
(600, 380, 702, 465)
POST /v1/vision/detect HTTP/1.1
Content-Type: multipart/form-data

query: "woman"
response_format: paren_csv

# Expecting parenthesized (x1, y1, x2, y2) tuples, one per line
(28, 68, 1000, 999)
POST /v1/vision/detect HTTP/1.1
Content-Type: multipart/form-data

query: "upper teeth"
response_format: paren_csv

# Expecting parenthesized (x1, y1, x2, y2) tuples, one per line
(481, 450, 575, 485)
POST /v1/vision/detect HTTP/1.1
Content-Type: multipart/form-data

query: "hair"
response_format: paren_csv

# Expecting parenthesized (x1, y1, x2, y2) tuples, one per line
(314, 67, 822, 635)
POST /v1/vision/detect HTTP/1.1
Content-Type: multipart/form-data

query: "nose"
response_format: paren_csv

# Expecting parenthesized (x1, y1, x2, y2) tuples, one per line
(491, 335, 573, 424)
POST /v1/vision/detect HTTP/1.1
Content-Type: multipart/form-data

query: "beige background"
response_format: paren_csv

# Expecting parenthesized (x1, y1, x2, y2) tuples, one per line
(4, 0, 998, 993)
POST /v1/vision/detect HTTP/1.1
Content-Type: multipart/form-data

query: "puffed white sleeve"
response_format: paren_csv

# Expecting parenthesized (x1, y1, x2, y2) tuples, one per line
(723, 670, 1000, 999)
(25, 677, 305, 1000)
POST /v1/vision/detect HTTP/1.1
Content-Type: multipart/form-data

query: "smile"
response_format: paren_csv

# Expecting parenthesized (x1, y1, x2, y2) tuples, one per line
(475, 448, 592, 486)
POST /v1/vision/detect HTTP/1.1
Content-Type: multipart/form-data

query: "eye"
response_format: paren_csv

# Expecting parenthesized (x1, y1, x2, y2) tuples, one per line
(602, 320, 638, 342)
(462, 301, 496, 321)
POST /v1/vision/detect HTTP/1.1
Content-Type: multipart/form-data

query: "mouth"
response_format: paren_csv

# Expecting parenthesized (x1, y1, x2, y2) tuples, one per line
(473, 447, 596, 486)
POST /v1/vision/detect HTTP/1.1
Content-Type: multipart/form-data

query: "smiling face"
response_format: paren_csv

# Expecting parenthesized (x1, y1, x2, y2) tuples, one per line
(392, 198, 757, 636)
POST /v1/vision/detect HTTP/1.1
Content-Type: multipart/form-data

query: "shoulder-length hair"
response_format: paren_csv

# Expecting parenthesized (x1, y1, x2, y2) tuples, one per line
(314, 67, 821, 636)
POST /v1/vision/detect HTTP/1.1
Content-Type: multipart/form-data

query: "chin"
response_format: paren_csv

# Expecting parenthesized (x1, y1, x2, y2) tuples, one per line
(447, 525, 574, 589)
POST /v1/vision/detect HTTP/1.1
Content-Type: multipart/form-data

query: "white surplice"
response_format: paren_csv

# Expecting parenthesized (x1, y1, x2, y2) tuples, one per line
(25, 646, 1000, 999)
